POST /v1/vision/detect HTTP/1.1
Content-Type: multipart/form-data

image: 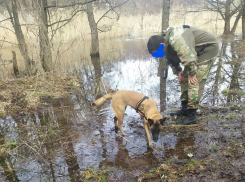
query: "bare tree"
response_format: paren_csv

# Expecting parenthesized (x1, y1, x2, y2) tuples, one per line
(85, 0, 129, 57)
(230, 10, 242, 35)
(162, 0, 170, 32)
(204, 0, 243, 35)
(86, 1, 100, 57)
(227, 43, 243, 102)
(36, 0, 97, 71)
(159, 0, 170, 112)
(242, 0, 245, 39)
(37, 0, 52, 72)
(4, 0, 34, 75)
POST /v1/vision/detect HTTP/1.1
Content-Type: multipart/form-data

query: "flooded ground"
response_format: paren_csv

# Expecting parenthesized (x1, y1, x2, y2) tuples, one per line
(0, 36, 245, 181)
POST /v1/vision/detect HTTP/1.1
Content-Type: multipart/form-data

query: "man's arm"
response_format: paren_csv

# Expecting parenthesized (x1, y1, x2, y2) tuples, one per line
(169, 27, 198, 77)
(167, 58, 182, 76)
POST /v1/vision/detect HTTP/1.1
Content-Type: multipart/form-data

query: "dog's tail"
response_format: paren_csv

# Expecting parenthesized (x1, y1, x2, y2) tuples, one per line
(92, 92, 114, 106)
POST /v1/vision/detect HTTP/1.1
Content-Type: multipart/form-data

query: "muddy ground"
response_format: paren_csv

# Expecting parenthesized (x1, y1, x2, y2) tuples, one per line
(0, 37, 245, 181)
(137, 105, 245, 182)
(0, 88, 244, 182)
(81, 102, 245, 182)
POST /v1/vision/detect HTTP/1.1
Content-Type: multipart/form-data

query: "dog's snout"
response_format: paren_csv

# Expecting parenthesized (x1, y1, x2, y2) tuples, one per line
(153, 134, 159, 142)
(151, 124, 160, 142)
(153, 138, 158, 142)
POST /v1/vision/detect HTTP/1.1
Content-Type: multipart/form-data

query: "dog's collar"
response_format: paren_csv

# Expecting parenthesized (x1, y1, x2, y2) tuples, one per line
(136, 96, 149, 119)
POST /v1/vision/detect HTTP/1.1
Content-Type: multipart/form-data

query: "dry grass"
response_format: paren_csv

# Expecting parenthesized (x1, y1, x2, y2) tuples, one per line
(0, 7, 242, 78)
(0, 71, 79, 117)
(0, 5, 243, 117)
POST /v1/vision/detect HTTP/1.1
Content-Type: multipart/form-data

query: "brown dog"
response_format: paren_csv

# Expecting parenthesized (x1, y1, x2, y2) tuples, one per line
(92, 90, 166, 147)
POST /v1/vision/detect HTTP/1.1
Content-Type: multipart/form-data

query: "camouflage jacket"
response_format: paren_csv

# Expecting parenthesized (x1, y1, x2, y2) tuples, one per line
(162, 25, 219, 76)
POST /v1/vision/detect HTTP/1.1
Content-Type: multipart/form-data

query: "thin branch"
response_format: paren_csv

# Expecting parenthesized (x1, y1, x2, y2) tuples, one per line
(0, 17, 13, 23)
(49, 13, 62, 42)
(173, 9, 210, 13)
(206, 0, 226, 20)
(231, 11, 242, 34)
(229, 5, 242, 17)
(208, 0, 226, 6)
(97, 0, 129, 25)
(48, 9, 85, 27)
(59, 38, 77, 56)
(97, 27, 105, 32)
(45, 0, 96, 9)
(131, 0, 137, 7)
(0, 40, 18, 45)
(0, 25, 15, 34)
(97, 26, 111, 32)
(105, 0, 119, 21)
(231, 0, 242, 12)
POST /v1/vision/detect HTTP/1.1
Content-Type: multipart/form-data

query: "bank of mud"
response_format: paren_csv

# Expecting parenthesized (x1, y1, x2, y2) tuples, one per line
(82, 105, 245, 182)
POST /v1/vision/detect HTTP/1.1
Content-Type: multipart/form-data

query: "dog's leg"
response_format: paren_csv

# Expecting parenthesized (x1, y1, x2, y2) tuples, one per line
(117, 114, 127, 136)
(112, 104, 127, 136)
(144, 119, 153, 147)
(113, 106, 126, 133)
(113, 116, 118, 133)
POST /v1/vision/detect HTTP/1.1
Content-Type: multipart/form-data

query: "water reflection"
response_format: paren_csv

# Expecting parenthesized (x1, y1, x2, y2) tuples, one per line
(0, 36, 245, 181)
(99, 136, 160, 170)
(201, 39, 245, 106)
(164, 132, 195, 160)
(0, 133, 20, 182)
(91, 56, 103, 99)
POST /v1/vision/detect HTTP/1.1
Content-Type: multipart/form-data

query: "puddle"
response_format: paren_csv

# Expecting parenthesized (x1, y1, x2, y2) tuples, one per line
(0, 36, 245, 181)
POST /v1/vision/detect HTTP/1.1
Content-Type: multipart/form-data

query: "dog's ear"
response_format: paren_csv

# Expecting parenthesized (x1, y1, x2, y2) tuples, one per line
(160, 117, 166, 126)
(148, 119, 154, 126)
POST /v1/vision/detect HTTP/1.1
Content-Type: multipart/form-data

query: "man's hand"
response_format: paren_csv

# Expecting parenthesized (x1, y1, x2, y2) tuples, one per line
(178, 71, 184, 83)
(188, 74, 198, 86)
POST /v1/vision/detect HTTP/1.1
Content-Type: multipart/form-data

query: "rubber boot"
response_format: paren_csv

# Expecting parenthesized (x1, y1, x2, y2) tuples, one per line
(170, 101, 188, 116)
(175, 109, 197, 125)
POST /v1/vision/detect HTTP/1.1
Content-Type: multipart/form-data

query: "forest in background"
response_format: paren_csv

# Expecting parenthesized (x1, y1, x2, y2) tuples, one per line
(0, 0, 244, 78)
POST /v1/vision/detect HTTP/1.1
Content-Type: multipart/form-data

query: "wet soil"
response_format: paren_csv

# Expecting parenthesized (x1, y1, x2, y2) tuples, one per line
(0, 87, 244, 182)
(138, 106, 245, 182)
(0, 37, 245, 181)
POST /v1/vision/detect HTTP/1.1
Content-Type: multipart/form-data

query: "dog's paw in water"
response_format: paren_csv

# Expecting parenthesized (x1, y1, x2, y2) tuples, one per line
(115, 126, 119, 133)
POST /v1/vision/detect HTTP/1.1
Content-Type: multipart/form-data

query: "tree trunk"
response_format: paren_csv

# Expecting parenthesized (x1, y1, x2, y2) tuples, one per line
(223, 18, 231, 34)
(38, 0, 52, 72)
(86, 2, 100, 57)
(4, 0, 33, 75)
(242, 0, 245, 39)
(223, 0, 231, 35)
(212, 43, 225, 105)
(227, 44, 241, 102)
(159, 0, 170, 112)
(162, 0, 170, 32)
(91, 56, 103, 98)
(12, 51, 19, 77)
(21, 0, 29, 9)
(230, 12, 242, 35)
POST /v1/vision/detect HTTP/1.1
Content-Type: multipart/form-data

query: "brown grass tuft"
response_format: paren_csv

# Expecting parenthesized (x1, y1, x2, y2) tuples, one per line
(0, 72, 80, 117)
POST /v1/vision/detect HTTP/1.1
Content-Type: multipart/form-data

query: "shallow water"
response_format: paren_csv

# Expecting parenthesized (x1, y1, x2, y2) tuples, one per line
(0, 36, 245, 181)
